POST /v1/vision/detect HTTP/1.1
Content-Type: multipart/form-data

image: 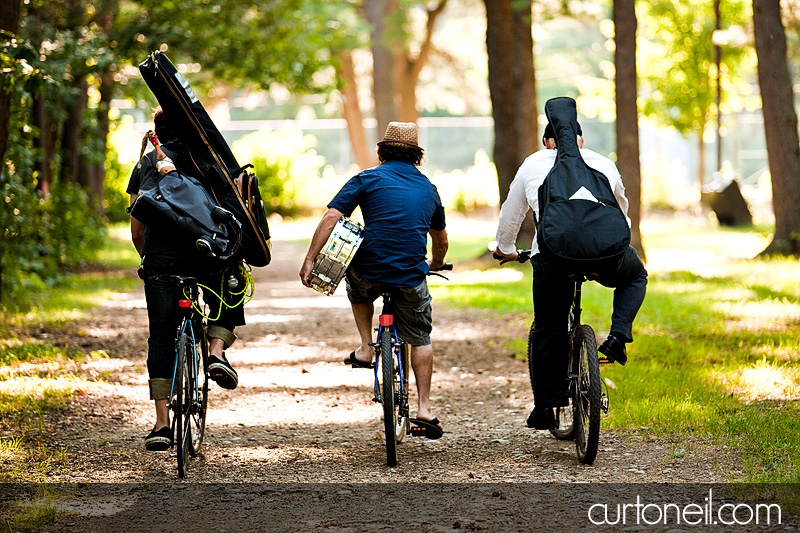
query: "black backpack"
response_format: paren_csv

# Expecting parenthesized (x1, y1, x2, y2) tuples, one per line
(535, 97, 630, 273)
(128, 149, 242, 262)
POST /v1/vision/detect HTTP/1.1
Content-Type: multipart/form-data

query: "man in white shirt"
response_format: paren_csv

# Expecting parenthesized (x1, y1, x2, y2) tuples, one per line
(493, 120, 647, 430)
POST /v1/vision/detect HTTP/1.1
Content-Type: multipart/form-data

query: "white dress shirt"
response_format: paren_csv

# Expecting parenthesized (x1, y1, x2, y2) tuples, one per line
(495, 147, 630, 256)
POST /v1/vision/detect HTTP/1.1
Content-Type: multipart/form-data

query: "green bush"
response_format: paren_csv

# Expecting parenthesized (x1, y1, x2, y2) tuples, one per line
(232, 129, 325, 217)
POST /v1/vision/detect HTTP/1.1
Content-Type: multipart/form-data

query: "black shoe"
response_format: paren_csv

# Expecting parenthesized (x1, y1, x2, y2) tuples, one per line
(526, 407, 556, 430)
(145, 426, 172, 451)
(599, 333, 628, 366)
(208, 352, 238, 390)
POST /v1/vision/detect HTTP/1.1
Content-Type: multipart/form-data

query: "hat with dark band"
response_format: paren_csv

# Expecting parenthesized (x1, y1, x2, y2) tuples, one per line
(377, 121, 423, 150)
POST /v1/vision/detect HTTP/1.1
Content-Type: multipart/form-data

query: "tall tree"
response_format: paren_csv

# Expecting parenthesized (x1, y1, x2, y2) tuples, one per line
(0, 0, 22, 165)
(753, 1, 800, 256)
(484, 0, 537, 245)
(364, 0, 448, 140)
(613, 0, 645, 260)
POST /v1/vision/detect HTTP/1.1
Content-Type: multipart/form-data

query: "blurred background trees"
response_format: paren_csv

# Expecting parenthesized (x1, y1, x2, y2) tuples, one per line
(2, 0, 799, 306)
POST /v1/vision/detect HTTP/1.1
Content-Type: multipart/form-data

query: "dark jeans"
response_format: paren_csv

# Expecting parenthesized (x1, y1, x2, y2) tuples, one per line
(142, 250, 246, 384)
(529, 246, 647, 408)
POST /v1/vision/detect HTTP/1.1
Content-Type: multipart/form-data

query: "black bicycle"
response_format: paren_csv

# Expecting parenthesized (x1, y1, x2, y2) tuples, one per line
(494, 248, 609, 464)
(372, 264, 452, 467)
(168, 275, 209, 478)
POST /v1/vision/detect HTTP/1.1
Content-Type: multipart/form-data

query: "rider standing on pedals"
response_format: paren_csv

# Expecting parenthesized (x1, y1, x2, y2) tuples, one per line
(128, 106, 245, 451)
(492, 98, 648, 430)
(299, 121, 449, 440)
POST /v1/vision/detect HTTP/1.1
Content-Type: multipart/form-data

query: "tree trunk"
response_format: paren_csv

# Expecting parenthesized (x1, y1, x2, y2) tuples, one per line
(364, 0, 399, 138)
(511, 0, 537, 247)
(484, 0, 537, 247)
(485, 0, 518, 204)
(613, 0, 646, 261)
(753, 0, 800, 255)
(336, 51, 374, 169)
(62, 77, 89, 186)
(0, 0, 22, 167)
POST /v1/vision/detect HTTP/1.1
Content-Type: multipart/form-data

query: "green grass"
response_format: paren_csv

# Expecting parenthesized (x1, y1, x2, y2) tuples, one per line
(433, 217, 800, 483)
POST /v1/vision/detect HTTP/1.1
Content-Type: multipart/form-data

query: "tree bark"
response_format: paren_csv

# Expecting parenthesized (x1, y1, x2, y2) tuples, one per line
(365, 0, 399, 138)
(613, 0, 646, 261)
(336, 51, 374, 169)
(753, 0, 800, 255)
(0, 0, 22, 167)
(485, 0, 518, 204)
(484, 0, 537, 247)
(62, 76, 89, 186)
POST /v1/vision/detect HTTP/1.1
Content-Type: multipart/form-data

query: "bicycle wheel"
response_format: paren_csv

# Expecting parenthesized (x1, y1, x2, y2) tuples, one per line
(175, 332, 193, 478)
(573, 324, 602, 464)
(394, 344, 410, 444)
(189, 329, 209, 456)
(380, 330, 398, 467)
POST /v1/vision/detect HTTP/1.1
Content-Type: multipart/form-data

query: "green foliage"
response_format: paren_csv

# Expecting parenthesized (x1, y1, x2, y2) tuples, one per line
(232, 129, 325, 217)
(639, 0, 753, 136)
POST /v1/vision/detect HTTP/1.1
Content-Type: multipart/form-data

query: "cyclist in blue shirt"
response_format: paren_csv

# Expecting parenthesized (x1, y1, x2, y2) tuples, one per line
(300, 121, 449, 438)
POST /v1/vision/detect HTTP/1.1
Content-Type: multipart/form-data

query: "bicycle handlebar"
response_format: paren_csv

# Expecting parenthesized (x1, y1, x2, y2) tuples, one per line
(487, 241, 532, 265)
(430, 263, 453, 272)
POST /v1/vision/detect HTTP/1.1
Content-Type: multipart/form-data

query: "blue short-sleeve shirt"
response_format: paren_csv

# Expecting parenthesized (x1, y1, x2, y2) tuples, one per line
(328, 160, 446, 288)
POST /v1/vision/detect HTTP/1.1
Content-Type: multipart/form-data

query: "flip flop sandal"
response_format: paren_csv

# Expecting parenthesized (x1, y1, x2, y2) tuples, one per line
(410, 417, 444, 440)
(343, 351, 374, 369)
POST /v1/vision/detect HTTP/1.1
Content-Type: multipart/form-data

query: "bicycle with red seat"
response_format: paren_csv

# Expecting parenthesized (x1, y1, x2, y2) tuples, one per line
(371, 263, 452, 467)
(494, 247, 609, 464)
(167, 275, 209, 478)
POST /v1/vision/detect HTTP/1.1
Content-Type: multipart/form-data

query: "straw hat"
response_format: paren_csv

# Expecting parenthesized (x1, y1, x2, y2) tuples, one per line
(377, 121, 423, 150)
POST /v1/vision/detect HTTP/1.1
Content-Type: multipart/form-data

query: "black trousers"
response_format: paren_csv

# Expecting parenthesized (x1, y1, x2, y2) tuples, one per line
(529, 246, 647, 408)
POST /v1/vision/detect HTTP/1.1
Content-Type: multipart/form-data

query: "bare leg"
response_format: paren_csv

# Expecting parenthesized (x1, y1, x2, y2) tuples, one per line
(154, 399, 169, 430)
(209, 337, 225, 358)
(350, 302, 375, 364)
(411, 343, 440, 426)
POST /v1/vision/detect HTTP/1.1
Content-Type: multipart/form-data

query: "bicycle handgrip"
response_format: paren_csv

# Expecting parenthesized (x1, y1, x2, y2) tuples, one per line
(432, 263, 453, 272)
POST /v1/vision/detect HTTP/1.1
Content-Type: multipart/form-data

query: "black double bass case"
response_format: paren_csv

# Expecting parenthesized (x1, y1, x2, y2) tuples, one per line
(138, 51, 272, 267)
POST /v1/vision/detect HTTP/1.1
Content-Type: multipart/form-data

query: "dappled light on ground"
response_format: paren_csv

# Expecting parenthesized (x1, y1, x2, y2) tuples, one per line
(712, 299, 800, 332)
(716, 360, 800, 402)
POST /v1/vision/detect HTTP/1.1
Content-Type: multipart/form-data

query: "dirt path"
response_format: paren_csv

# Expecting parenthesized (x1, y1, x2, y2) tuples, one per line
(27, 233, 742, 487)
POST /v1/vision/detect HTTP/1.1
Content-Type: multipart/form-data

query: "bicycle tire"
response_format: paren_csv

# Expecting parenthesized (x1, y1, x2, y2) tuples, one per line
(394, 344, 410, 444)
(380, 330, 398, 467)
(573, 324, 602, 464)
(189, 329, 209, 456)
(176, 332, 192, 478)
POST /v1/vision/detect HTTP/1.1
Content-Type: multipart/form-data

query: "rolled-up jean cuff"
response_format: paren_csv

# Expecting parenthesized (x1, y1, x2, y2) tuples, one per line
(149, 378, 172, 401)
(207, 326, 236, 349)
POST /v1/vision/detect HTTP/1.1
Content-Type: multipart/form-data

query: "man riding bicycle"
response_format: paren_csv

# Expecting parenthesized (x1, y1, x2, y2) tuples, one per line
(128, 107, 245, 451)
(300, 121, 449, 439)
(493, 98, 648, 430)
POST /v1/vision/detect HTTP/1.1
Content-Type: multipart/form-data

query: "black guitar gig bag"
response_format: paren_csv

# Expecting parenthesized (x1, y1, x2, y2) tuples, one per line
(535, 97, 630, 275)
(138, 51, 272, 267)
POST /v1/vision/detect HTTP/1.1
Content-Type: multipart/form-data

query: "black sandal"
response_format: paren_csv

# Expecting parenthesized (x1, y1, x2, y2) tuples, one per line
(343, 351, 374, 369)
(410, 417, 444, 440)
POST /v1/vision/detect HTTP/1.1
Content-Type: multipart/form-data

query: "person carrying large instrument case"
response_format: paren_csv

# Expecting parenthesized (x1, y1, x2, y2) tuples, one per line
(138, 51, 272, 267)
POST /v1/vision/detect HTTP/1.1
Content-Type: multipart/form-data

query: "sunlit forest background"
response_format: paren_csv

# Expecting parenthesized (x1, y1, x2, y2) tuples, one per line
(2, 0, 800, 304)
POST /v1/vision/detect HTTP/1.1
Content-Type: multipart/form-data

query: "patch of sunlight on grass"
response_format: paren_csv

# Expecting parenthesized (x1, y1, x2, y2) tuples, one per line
(0, 436, 24, 462)
(0, 376, 98, 416)
(716, 360, 800, 402)
(446, 268, 524, 285)
(711, 299, 800, 332)
(750, 344, 800, 362)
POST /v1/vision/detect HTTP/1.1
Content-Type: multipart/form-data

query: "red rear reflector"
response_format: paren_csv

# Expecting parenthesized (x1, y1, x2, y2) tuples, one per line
(178, 299, 192, 308)
(379, 314, 393, 326)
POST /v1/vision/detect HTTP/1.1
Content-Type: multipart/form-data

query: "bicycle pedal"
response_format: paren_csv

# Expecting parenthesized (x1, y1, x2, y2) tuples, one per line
(601, 396, 609, 414)
(598, 355, 613, 365)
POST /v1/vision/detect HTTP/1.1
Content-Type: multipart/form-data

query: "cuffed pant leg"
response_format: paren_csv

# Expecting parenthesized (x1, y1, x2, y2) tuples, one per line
(207, 325, 237, 350)
(149, 378, 172, 401)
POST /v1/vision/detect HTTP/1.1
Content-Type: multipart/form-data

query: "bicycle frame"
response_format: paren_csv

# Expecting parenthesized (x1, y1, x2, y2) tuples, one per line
(168, 286, 203, 408)
(372, 295, 409, 408)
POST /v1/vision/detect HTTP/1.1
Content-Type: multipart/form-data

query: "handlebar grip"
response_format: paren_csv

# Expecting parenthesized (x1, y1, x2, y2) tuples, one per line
(431, 263, 453, 272)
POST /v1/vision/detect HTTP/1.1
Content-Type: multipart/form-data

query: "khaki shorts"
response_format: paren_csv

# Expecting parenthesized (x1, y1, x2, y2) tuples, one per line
(345, 269, 433, 346)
